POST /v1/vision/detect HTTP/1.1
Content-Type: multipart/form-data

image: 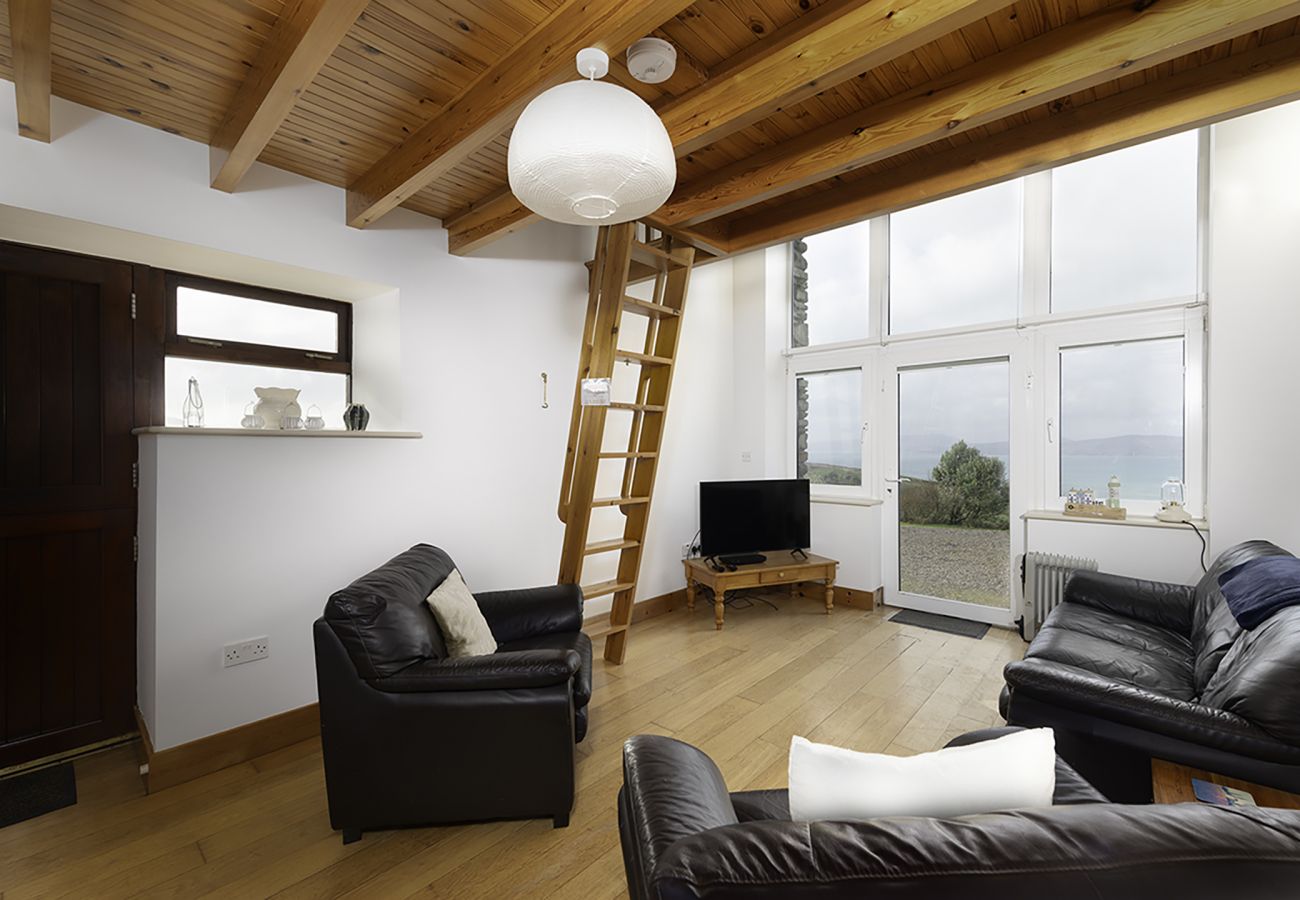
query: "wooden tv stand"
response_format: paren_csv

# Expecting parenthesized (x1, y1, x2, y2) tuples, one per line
(683, 551, 839, 630)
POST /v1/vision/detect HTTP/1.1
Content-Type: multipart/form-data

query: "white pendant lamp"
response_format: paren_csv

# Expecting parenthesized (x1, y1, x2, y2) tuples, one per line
(508, 47, 676, 226)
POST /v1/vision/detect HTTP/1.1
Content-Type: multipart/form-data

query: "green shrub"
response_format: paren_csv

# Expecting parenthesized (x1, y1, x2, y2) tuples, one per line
(901, 441, 1009, 530)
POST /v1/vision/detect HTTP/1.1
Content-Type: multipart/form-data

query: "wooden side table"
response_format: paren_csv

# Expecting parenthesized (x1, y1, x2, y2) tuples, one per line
(683, 551, 839, 630)
(1152, 759, 1300, 809)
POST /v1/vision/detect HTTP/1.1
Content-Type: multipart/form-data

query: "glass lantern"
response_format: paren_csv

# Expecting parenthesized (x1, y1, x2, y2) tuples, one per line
(1160, 478, 1185, 509)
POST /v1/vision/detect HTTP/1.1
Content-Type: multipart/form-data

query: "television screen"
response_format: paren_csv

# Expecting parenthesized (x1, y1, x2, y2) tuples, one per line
(699, 479, 811, 557)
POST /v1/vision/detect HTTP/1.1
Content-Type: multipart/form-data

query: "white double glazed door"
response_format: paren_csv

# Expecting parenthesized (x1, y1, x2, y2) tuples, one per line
(879, 335, 1030, 628)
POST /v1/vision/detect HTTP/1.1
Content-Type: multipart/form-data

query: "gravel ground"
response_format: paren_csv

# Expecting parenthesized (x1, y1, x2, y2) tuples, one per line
(900, 524, 1010, 608)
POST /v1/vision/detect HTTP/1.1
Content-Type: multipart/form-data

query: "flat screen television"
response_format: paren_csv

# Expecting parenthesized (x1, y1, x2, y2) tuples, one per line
(700, 479, 810, 562)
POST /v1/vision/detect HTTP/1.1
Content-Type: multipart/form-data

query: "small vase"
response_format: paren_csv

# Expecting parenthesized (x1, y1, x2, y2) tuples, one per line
(343, 403, 370, 432)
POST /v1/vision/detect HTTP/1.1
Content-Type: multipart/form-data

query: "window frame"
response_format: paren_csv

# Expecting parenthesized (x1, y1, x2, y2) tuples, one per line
(165, 273, 352, 376)
(787, 348, 871, 500)
(1039, 307, 1206, 518)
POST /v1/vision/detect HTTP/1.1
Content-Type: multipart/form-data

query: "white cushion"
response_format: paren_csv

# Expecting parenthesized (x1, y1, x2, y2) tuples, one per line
(425, 569, 497, 658)
(788, 728, 1056, 822)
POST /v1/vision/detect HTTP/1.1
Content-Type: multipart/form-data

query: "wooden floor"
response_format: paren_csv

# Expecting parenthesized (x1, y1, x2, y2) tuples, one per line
(0, 598, 1025, 899)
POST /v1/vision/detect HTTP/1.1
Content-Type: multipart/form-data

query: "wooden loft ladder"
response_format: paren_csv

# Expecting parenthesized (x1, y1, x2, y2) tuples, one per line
(557, 221, 695, 665)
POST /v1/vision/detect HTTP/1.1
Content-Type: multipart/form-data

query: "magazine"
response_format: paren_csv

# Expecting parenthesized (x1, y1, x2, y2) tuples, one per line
(1191, 778, 1257, 807)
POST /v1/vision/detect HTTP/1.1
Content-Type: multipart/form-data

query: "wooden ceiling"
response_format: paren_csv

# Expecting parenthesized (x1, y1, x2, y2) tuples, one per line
(2, 0, 1299, 259)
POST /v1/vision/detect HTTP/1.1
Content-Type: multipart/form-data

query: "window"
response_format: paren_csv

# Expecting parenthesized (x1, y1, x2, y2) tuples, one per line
(1051, 131, 1199, 312)
(792, 220, 870, 347)
(165, 275, 351, 427)
(889, 179, 1022, 334)
(795, 369, 861, 486)
(1059, 338, 1184, 501)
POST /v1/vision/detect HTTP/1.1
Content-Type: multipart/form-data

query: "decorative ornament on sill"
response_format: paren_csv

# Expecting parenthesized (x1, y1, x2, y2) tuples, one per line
(240, 402, 265, 430)
(1156, 477, 1190, 523)
(507, 46, 676, 226)
(343, 403, 370, 432)
(253, 387, 301, 430)
(182, 377, 204, 428)
(305, 405, 326, 431)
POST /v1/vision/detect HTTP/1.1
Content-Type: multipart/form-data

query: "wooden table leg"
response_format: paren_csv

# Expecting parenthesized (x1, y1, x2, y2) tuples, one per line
(715, 587, 725, 630)
(824, 580, 834, 615)
(686, 576, 696, 612)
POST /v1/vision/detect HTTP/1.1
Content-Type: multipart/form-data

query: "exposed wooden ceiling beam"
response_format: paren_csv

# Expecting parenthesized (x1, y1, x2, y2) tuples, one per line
(345, 0, 697, 230)
(210, 0, 370, 192)
(656, 0, 1300, 227)
(445, 187, 537, 256)
(659, 0, 1009, 157)
(722, 32, 1300, 254)
(10, 0, 52, 142)
(445, 0, 1003, 255)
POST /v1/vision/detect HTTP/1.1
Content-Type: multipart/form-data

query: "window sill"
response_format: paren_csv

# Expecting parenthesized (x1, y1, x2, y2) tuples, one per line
(811, 495, 884, 508)
(1022, 509, 1208, 531)
(132, 427, 422, 439)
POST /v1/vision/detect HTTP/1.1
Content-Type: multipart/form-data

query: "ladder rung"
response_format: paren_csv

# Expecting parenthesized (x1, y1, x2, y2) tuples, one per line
(615, 350, 673, 367)
(598, 451, 657, 459)
(622, 296, 680, 318)
(584, 538, 640, 555)
(591, 495, 650, 507)
(581, 580, 635, 599)
(608, 402, 665, 413)
(630, 240, 688, 270)
(604, 624, 630, 635)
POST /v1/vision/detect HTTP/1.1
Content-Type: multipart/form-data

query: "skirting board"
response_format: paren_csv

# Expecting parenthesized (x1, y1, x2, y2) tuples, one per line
(134, 702, 320, 793)
(584, 588, 684, 639)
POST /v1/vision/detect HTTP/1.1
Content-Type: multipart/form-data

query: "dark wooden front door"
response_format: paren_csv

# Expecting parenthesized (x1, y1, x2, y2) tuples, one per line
(0, 242, 137, 768)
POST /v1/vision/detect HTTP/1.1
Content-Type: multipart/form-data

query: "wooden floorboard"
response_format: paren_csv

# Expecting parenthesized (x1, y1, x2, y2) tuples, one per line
(0, 599, 1026, 899)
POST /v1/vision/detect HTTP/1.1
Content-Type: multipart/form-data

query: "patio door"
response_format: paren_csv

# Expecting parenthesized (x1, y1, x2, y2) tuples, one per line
(881, 350, 1022, 627)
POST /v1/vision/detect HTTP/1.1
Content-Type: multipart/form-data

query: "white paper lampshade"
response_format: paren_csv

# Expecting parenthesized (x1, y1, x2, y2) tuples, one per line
(508, 79, 676, 226)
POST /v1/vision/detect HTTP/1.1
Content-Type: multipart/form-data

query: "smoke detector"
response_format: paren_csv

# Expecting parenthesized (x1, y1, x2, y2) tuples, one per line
(627, 38, 677, 84)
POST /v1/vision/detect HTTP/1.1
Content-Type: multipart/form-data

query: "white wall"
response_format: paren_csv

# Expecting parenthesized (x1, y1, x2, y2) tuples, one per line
(1207, 101, 1300, 557)
(0, 84, 736, 749)
(1024, 519, 1208, 586)
(810, 501, 882, 592)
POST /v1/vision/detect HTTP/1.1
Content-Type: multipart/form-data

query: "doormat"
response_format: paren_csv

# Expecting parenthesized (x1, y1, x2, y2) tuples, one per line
(890, 609, 989, 640)
(0, 762, 77, 828)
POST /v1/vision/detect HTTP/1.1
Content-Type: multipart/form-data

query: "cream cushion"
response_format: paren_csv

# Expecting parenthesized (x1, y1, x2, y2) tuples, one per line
(425, 569, 498, 658)
(788, 728, 1056, 822)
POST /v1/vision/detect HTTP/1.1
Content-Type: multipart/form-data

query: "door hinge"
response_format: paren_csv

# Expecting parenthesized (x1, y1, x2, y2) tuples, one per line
(132, 462, 139, 489)
(133, 535, 139, 563)
(130, 292, 137, 320)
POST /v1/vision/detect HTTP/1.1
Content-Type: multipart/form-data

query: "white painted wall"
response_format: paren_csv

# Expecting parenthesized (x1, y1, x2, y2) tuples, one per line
(810, 501, 882, 592)
(1023, 519, 1208, 586)
(1207, 101, 1300, 557)
(0, 85, 736, 749)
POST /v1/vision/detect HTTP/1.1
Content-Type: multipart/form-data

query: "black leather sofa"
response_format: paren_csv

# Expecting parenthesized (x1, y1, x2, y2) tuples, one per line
(1003, 539, 1300, 801)
(618, 729, 1300, 899)
(313, 544, 592, 843)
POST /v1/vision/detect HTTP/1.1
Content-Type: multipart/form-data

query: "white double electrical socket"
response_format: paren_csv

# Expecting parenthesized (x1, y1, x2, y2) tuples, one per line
(223, 637, 269, 668)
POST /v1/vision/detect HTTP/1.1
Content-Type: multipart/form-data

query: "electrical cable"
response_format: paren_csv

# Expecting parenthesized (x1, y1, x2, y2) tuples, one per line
(1183, 519, 1208, 573)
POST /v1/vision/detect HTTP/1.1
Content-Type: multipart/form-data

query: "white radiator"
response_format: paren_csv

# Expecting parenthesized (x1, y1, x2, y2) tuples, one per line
(1022, 552, 1098, 640)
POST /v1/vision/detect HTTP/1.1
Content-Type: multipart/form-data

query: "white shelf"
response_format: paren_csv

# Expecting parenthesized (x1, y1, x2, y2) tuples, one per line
(133, 427, 422, 439)
(1023, 509, 1208, 531)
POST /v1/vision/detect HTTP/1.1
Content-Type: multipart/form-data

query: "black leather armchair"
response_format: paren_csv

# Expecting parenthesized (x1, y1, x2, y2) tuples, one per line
(313, 544, 592, 843)
(1003, 540, 1300, 800)
(619, 730, 1300, 899)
